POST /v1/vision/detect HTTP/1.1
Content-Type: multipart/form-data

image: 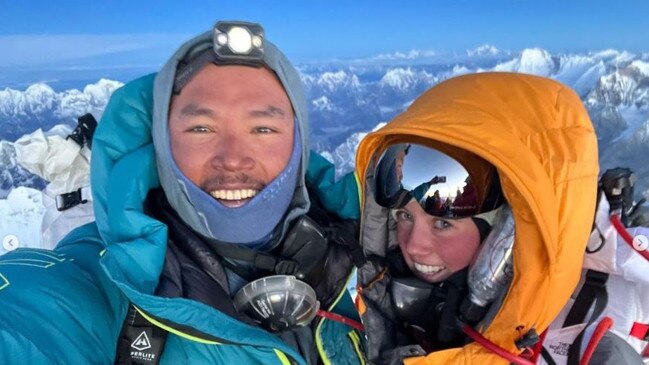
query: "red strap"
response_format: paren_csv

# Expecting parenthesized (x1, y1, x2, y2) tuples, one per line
(462, 325, 535, 365)
(316, 309, 365, 332)
(580, 316, 614, 365)
(630, 322, 649, 341)
(610, 215, 649, 261)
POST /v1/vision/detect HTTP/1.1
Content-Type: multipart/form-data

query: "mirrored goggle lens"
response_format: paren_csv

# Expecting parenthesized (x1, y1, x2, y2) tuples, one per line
(373, 143, 501, 218)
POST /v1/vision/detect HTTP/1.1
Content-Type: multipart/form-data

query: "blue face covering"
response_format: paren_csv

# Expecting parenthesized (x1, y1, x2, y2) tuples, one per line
(169, 124, 302, 246)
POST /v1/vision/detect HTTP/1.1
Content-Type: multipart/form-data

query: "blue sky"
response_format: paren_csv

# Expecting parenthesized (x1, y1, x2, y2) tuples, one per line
(1, 0, 648, 88)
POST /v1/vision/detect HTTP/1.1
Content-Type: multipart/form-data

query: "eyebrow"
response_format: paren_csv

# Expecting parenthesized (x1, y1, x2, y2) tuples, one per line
(177, 103, 289, 121)
(249, 105, 287, 118)
(178, 103, 216, 118)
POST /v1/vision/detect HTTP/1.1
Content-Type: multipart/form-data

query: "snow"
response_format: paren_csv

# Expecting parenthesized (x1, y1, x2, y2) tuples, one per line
(0, 186, 45, 255)
(380, 67, 434, 91)
(629, 60, 649, 77)
(312, 96, 337, 112)
(596, 72, 639, 106)
(450, 65, 472, 77)
(591, 49, 637, 64)
(494, 48, 554, 77)
(46, 124, 74, 138)
(571, 61, 606, 96)
(0, 83, 56, 117)
(613, 105, 649, 143)
(467, 44, 501, 57)
(57, 79, 123, 120)
(3, 46, 649, 263)
(0, 79, 121, 118)
(554, 55, 596, 88)
(311, 71, 360, 92)
(318, 121, 387, 178)
(373, 49, 436, 61)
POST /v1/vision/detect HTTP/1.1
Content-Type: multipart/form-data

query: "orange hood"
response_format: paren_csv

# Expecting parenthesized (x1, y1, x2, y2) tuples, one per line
(355, 72, 599, 363)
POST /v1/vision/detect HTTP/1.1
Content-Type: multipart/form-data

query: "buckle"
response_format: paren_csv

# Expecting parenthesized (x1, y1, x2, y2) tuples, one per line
(584, 270, 609, 288)
(66, 113, 97, 148)
(274, 260, 299, 275)
(56, 187, 88, 211)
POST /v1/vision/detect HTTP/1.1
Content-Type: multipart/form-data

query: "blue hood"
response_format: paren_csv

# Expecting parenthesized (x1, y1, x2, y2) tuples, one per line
(90, 73, 308, 362)
(152, 31, 311, 244)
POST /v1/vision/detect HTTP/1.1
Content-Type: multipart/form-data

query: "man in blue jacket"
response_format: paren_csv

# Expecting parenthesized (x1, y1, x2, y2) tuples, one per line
(0, 21, 363, 365)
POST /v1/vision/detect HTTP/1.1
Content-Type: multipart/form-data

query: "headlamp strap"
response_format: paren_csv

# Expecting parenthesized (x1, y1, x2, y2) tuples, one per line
(173, 49, 216, 94)
(173, 47, 265, 95)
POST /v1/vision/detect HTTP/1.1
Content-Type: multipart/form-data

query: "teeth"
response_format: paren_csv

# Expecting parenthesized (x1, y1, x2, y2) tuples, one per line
(414, 262, 445, 274)
(210, 189, 257, 200)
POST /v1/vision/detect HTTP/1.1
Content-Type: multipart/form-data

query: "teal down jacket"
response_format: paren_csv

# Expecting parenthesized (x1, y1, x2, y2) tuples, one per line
(0, 74, 363, 365)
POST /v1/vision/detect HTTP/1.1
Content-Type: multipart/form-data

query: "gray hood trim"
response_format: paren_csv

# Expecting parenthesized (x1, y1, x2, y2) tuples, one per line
(152, 30, 310, 242)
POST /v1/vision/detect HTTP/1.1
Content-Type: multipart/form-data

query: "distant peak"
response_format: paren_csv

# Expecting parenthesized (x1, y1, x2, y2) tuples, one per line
(630, 60, 649, 76)
(25, 83, 56, 96)
(372, 49, 436, 61)
(467, 44, 501, 57)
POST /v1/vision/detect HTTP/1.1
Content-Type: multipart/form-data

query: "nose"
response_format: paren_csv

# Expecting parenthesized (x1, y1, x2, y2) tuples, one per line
(210, 131, 255, 171)
(404, 219, 435, 257)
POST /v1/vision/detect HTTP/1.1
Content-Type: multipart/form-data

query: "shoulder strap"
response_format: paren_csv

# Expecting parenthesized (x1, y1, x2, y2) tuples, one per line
(565, 269, 609, 365)
(305, 184, 365, 267)
(208, 239, 301, 279)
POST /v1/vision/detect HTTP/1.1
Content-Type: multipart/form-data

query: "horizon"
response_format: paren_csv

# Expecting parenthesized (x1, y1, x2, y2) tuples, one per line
(1, 0, 648, 90)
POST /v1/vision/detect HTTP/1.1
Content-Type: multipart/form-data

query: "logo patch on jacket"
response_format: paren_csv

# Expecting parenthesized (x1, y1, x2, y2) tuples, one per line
(132, 330, 152, 351)
(127, 327, 160, 363)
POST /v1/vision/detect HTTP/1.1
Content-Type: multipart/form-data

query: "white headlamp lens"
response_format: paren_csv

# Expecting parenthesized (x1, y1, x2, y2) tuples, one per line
(215, 33, 228, 46)
(227, 27, 253, 54)
(252, 35, 263, 48)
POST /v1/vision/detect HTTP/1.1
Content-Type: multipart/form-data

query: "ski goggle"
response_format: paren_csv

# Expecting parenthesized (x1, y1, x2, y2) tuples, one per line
(372, 143, 503, 218)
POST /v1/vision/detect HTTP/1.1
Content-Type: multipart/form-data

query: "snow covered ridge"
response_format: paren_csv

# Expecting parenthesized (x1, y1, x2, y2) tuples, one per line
(0, 140, 46, 199)
(1, 47, 649, 198)
(0, 79, 123, 142)
(302, 47, 649, 197)
(0, 187, 45, 254)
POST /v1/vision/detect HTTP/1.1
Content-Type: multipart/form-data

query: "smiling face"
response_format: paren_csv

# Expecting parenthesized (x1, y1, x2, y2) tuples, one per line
(394, 200, 481, 282)
(168, 64, 295, 208)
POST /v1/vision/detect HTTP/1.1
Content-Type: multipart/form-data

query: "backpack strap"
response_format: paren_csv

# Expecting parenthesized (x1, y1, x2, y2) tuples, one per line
(564, 269, 609, 365)
(540, 347, 558, 365)
(304, 183, 364, 267)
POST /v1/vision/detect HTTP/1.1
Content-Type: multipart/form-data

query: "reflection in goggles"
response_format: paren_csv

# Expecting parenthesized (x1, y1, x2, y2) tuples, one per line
(374, 144, 502, 218)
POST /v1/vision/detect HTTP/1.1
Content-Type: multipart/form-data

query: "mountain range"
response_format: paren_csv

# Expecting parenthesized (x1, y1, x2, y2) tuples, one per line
(1, 46, 648, 199)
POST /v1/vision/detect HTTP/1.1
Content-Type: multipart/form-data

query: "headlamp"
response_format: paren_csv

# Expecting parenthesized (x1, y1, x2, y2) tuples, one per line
(212, 21, 265, 63)
(173, 21, 266, 94)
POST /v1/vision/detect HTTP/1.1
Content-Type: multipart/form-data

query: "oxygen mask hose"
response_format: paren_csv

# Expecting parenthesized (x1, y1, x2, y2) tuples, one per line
(462, 325, 535, 365)
(610, 214, 649, 262)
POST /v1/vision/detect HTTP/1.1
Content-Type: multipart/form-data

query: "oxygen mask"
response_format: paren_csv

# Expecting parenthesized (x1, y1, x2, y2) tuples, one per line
(233, 275, 319, 332)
